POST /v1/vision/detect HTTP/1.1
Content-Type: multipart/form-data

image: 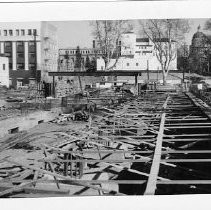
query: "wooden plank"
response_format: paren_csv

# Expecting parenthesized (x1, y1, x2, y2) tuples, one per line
(157, 180, 211, 185)
(43, 149, 60, 189)
(0, 180, 36, 197)
(165, 118, 208, 121)
(39, 158, 150, 163)
(5, 159, 124, 196)
(165, 123, 211, 126)
(163, 138, 211, 142)
(54, 150, 154, 154)
(2, 180, 147, 185)
(144, 96, 169, 195)
(162, 159, 211, 163)
(163, 134, 211, 137)
(165, 126, 211, 129)
(162, 150, 211, 154)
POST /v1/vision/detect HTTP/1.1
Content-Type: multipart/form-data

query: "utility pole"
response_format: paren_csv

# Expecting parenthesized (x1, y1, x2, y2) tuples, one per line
(32, 30, 39, 95)
(33, 30, 38, 83)
(182, 43, 186, 83)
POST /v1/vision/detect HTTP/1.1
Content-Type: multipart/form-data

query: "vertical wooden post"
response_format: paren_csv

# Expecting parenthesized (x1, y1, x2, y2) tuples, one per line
(147, 60, 150, 81)
(79, 157, 84, 178)
(135, 75, 138, 96)
(52, 75, 55, 98)
(64, 153, 68, 176)
(135, 75, 138, 86)
(70, 153, 73, 178)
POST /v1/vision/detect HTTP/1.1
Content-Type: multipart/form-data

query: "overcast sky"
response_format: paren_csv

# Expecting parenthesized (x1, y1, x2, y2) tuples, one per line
(50, 18, 210, 49)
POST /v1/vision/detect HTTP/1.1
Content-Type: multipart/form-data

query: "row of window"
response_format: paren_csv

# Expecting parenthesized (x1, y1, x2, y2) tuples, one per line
(64, 50, 102, 55)
(100, 62, 140, 70)
(0, 29, 37, 37)
(13, 63, 36, 70)
(136, 51, 153, 55)
(4, 41, 36, 48)
(4, 52, 36, 59)
(126, 63, 140, 67)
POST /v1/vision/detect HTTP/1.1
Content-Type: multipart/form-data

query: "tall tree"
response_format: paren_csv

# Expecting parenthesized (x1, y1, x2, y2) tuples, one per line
(74, 46, 82, 70)
(177, 42, 189, 71)
(85, 55, 91, 70)
(91, 20, 133, 70)
(204, 19, 211, 31)
(139, 19, 190, 84)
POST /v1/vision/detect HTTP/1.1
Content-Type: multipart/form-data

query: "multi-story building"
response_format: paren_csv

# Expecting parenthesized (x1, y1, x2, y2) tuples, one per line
(58, 41, 102, 71)
(0, 56, 9, 87)
(0, 22, 58, 88)
(97, 32, 177, 71)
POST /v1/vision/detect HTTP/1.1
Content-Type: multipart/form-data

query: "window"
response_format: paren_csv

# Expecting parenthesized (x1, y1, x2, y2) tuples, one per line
(17, 63, 24, 70)
(16, 30, 19, 36)
(29, 53, 36, 58)
(28, 41, 35, 46)
(29, 64, 36, 70)
(33, 29, 37, 36)
(17, 41, 24, 47)
(21, 29, 25, 36)
(9, 63, 12, 69)
(4, 30, 7, 36)
(101, 66, 104, 70)
(126, 63, 129, 66)
(17, 53, 24, 58)
(3, 64, 5, 70)
(5, 42, 11, 47)
(28, 29, 32, 35)
(136, 63, 139, 66)
(9, 30, 13, 36)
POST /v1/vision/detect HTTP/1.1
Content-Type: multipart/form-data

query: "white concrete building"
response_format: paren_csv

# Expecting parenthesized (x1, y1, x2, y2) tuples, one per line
(97, 32, 177, 72)
(0, 56, 9, 87)
(0, 22, 58, 88)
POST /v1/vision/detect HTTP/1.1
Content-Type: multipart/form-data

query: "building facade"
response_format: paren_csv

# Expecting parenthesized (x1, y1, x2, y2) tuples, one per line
(97, 32, 177, 71)
(0, 22, 58, 88)
(0, 56, 9, 87)
(58, 41, 102, 71)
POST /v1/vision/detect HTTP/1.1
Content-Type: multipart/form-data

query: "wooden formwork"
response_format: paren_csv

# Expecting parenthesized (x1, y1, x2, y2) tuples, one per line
(1, 91, 211, 197)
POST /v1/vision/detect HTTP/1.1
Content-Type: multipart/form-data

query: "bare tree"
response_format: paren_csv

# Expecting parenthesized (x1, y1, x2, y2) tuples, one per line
(204, 19, 211, 30)
(139, 19, 190, 84)
(91, 20, 133, 70)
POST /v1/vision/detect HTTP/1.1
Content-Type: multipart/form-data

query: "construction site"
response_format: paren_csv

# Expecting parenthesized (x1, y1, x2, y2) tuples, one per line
(0, 70, 211, 198)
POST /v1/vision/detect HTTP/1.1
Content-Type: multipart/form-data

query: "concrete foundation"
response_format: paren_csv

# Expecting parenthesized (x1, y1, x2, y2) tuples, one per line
(0, 108, 61, 138)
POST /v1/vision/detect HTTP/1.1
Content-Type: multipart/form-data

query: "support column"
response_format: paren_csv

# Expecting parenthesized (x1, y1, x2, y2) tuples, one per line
(36, 41, 41, 70)
(0, 42, 4, 54)
(12, 42, 17, 70)
(52, 76, 55, 98)
(24, 42, 29, 70)
(135, 75, 138, 86)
